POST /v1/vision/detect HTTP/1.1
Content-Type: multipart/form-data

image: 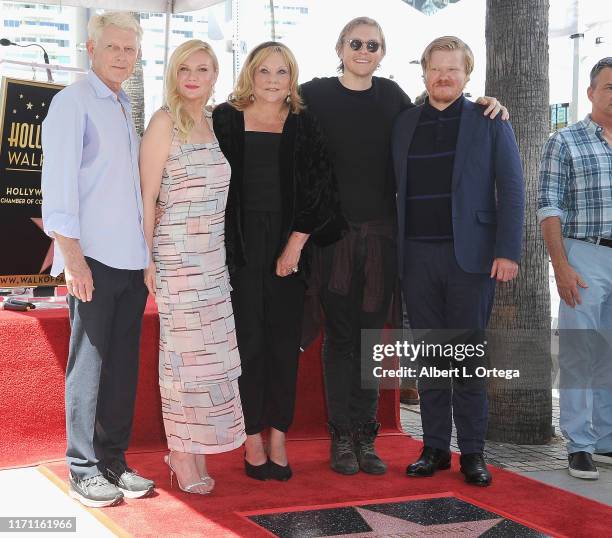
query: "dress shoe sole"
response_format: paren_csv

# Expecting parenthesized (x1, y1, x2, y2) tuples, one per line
(461, 474, 492, 487)
(568, 467, 599, 480)
(460, 467, 492, 487)
(406, 461, 451, 477)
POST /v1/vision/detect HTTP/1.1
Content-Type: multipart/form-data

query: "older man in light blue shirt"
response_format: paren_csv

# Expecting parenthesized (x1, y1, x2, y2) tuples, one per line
(41, 11, 154, 508)
(43, 68, 148, 275)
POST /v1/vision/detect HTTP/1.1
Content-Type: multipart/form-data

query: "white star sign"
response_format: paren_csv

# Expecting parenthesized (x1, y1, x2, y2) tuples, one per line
(26, 102, 33, 110)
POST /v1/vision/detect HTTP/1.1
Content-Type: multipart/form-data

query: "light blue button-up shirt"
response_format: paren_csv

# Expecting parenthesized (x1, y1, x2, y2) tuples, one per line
(42, 70, 149, 276)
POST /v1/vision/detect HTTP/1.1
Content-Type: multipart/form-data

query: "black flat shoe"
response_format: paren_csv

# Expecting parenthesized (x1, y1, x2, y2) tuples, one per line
(406, 446, 451, 477)
(244, 459, 268, 481)
(267, 459, 292, 481)
(460, 453, 492, 486)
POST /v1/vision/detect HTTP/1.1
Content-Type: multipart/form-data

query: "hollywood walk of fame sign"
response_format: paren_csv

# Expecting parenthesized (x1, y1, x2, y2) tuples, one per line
(0, 77, 65, 287)
(245, 495, 553, 537)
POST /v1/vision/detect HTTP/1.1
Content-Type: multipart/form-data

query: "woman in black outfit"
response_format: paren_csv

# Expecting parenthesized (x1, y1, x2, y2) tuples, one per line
(212, 41, 345, 481)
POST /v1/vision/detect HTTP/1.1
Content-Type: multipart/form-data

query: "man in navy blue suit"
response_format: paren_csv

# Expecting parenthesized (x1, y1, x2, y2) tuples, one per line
(392, 36, 525, 486)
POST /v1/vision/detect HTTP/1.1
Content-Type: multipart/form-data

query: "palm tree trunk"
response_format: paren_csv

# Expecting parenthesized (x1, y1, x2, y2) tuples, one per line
(269, 0, 276, 40)
(122, 12, 145, 137)
(485, 0, 552, 444)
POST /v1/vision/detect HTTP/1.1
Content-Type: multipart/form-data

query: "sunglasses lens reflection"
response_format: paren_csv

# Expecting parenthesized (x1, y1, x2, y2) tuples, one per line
(348, 39, 380, 53)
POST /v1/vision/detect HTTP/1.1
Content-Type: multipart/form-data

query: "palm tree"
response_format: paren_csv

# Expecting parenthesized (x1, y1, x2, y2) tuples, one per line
(485, 0, 552, 444)
(122, 12, 145, 137)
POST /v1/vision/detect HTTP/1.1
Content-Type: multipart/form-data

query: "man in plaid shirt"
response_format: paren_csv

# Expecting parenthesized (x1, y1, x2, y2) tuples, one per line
(538, 57, 612, 480)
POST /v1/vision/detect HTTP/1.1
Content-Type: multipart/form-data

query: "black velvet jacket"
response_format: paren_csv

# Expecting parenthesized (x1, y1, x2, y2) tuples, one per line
(212, 102, 347, 276)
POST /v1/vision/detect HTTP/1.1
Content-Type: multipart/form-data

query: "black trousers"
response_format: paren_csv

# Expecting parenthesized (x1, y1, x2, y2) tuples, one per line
(402, 240, 495, 454)
(65, 257, 148, 479)
(320, 231, 396, 429)
(232, 212, 305, 435)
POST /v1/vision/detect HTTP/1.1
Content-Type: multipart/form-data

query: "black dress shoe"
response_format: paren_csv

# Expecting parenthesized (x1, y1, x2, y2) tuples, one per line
(244, 459, 268, 481)
(406, 446, 451, 477)
(267, 459, 292, 481)
(568, 451, 599, 479)
(460, 453, 492, 486)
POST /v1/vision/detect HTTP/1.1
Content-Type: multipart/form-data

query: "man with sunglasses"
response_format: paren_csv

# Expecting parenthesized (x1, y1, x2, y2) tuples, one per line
(539, 57, 612, 480)
(300, 18, 507, 478)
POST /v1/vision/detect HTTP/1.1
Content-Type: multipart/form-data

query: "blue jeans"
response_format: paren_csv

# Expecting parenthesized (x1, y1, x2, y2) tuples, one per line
(558, 239, 612, 455)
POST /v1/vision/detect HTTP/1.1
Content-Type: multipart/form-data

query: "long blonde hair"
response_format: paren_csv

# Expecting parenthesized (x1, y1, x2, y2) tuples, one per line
(229, 41, 303, 114)
(164, 39, 219, 142)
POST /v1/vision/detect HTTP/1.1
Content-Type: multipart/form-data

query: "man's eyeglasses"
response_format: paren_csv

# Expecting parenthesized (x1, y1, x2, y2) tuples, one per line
(346, 39, 381, 53)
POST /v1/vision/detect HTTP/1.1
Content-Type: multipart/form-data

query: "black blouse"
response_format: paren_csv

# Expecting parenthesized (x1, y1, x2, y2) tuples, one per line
(212, 102, 347, 276)
(243, 131, 282, 213)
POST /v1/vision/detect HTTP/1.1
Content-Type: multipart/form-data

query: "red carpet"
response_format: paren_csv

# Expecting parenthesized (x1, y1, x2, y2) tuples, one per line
(43, 435, 612, 538)
(0, 298, 398, 469)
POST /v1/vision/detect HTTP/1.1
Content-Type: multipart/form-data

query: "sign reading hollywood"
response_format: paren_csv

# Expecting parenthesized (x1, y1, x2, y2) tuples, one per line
(0, 77, 65, 287)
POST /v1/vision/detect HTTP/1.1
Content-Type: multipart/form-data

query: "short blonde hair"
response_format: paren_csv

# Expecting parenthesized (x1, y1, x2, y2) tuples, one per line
(88, 11, 143, 45)
(421, 36, 474, 75)
(165, 39, 219, 143)
(335, 17, 386, 73)
(229, 41, 304, 114)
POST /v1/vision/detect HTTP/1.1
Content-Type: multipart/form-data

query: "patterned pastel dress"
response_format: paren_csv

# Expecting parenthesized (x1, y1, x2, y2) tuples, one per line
(153, 107, 245, 454)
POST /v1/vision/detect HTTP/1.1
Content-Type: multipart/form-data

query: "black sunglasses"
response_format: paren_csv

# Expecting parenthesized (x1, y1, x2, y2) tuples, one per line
(346, 39, 381, 53)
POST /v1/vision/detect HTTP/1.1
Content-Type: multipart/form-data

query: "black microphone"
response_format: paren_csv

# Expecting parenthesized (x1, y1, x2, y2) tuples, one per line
(1, 37, 53, 82)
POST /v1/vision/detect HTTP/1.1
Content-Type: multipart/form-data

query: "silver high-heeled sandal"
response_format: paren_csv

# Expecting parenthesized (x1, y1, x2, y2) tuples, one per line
(164, 453, 215, 495)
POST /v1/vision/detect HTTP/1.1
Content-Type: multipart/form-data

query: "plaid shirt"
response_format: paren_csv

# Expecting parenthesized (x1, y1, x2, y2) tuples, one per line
(537, 115, 612, 239)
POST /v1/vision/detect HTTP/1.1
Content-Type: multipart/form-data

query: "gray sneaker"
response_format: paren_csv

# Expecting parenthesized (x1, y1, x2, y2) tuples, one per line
(104, 461, 155, 499)
(69, 473, 124, 508)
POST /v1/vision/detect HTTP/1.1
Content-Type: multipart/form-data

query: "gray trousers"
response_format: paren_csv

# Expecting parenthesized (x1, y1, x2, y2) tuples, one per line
(65, 257, 148, 479)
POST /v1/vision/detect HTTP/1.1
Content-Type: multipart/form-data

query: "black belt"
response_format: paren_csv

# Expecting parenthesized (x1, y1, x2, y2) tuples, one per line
(577, 237, 612, 248)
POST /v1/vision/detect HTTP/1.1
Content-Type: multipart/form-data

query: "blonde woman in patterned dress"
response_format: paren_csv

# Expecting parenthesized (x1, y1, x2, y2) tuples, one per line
(140, 40, 246, 495)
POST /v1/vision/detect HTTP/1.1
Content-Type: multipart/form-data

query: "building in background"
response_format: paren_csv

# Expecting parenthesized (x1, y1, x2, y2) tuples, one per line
(1, 0, 610, 129)
(0, 2, 84, 84)
(0, 1, 233, 122)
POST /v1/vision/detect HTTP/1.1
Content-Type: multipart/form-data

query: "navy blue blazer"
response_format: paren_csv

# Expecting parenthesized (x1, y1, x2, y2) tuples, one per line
(392, 98, 525, 276)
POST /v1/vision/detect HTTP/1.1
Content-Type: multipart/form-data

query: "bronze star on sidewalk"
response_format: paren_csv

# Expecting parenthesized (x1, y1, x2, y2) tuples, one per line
(324, 507, 503, 537)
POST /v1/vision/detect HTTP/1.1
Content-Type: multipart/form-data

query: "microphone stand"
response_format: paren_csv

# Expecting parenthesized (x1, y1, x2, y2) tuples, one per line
(0, 38, 53, 82)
